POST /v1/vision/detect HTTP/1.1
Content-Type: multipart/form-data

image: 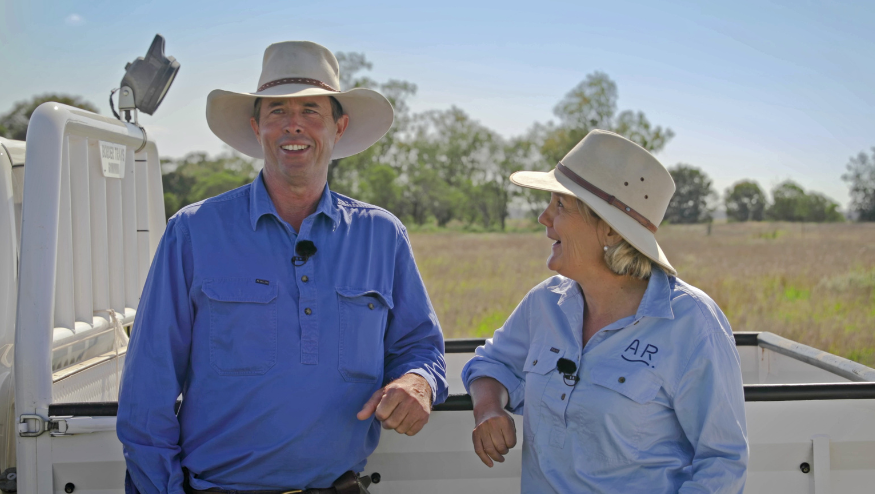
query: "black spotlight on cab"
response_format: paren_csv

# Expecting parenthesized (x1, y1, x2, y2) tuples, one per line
(113, 34, 180, 123)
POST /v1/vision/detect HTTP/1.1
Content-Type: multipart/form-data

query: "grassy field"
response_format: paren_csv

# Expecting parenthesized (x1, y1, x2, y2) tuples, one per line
(409, 222, 875, 366)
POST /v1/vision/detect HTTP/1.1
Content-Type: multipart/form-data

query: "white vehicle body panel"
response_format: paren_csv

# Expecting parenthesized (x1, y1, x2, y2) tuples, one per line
(10, 104, 164, 494)
(34, 344, 875, 494)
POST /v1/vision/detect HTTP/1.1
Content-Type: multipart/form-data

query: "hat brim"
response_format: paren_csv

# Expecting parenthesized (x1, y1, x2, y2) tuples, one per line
(206, 84, 394, 160)
(510, 169, 676, 276)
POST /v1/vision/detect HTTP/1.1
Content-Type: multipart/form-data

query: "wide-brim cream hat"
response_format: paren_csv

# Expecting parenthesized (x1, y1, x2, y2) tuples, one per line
(206, 41, 394, 160)
(511, 129, 677, 275)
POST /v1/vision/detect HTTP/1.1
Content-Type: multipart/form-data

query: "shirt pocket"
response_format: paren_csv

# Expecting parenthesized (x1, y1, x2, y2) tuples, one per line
(521, 345, 564, 439)
(590, 361, 662, 405)
(522, 344, 564, 376)
(337, 287, 392, 383)
(572, 361, 665, 463)
(203, 278, 278, 376)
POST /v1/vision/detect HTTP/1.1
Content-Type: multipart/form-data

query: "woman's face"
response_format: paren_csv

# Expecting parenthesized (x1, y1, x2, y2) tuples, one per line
(538, 193, 606, 277)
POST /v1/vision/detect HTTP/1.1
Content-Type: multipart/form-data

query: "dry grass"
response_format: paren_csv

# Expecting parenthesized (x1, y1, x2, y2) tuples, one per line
(410, 222, 875, 366)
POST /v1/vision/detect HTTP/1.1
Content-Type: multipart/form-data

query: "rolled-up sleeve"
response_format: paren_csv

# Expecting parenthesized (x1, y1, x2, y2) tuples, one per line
(461, 292, 532, 414)
(117, 217, 193, 494)
(675, 329, 749, 493)
(382, 229, 448, 405)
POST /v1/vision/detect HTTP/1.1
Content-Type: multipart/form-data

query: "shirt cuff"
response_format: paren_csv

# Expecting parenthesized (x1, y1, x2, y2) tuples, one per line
(462, 361, 525, 414)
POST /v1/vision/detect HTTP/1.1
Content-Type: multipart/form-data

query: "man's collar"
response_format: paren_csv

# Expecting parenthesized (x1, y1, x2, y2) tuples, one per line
(249, 171, 341, 231)
(314, 180, 341, 229)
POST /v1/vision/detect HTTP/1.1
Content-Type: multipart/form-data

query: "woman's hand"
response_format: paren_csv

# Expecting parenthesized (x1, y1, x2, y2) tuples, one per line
(473, 405, 517, 467)
(469, 377, 517, 467)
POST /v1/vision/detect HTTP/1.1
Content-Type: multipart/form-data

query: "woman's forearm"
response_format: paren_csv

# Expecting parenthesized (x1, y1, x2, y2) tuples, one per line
(469, 377, 510, 415)
(468, 376, 517, 467)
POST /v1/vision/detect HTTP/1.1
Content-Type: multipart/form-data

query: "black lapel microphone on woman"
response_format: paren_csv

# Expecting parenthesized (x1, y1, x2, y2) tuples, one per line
(292, 240, 317, 266)
(557, 358, 580, 386)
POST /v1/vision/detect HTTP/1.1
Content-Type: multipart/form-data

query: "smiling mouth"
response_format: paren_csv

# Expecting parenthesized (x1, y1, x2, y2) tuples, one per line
(280, 144, 310, 152)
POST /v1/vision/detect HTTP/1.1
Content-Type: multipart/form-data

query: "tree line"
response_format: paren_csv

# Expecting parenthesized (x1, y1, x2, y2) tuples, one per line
(666, 165, 845, 224)
(3, 57, 874, 226)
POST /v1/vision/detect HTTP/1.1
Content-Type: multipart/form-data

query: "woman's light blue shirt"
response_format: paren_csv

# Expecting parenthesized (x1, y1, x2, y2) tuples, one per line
(462, 268, 748, 493)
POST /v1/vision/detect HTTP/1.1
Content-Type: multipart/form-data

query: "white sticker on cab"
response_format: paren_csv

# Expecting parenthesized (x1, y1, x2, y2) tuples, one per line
(98, 140, 126, 179)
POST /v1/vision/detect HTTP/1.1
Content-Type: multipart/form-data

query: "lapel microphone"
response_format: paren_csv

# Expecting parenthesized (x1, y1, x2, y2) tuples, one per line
(557, 358, 580, 386)
(292, 240, 317, 267)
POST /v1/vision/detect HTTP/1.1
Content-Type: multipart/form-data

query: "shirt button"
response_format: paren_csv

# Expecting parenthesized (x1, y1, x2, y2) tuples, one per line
(533, 360, 538, 366)
(304, 308, 312, 315)
(368, 303, 375, 310)
(301, 275, 309, 282)
(561, 393, 566, 400)
(618, 376, 626, 383)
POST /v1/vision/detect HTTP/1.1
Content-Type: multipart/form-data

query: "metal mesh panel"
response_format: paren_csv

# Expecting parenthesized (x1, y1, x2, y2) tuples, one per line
(52, 354, 126, 404)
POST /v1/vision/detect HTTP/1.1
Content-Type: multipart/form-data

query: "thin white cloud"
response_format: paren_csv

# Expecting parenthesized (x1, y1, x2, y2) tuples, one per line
(64, 14, 84, 26)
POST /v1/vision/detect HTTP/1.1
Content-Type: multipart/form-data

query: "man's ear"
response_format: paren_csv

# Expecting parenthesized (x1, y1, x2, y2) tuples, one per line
(249, 117, 261, 146)
(333, 114, 350, 144)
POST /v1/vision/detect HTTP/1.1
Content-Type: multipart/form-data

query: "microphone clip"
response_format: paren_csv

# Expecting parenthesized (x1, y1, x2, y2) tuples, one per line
(292, 240, 318, 267)
(556, 358, 579, 387)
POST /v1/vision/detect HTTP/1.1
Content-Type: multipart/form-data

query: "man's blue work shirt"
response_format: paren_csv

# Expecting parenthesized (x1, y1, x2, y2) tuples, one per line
(462, 268, 748, 493)
(118, 173, 448, 493)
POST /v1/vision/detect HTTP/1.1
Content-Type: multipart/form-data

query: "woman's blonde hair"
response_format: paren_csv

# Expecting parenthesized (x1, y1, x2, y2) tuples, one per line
(572, 197, 654, 280)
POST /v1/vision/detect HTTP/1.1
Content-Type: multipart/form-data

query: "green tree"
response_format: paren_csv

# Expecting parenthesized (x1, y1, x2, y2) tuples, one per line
(328, 52, 418, 209)
(358, 164, 402, 213)
(803, 192, 845, 222)
(398, 107, 500, 226)
(161, 150, 258, 218)
(490, 136, 542, 229)
(612, 110, 675, 154)
(0, 94, 99, 140)
(842, 148, 875, 221)
(767, 181, 806, 221)
(553, 72, 617, 130)
(665, 164, 715, 224)
(541, 72, 674, 166)
(766, 181, 843, 222)
(725, 180, 767, 222)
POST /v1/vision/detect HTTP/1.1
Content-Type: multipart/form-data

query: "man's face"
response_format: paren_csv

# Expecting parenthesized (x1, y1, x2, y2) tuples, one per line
(249, 96, 349, 186)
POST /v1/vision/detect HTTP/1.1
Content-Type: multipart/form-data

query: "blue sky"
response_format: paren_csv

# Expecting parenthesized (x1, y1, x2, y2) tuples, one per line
(2, 0, 873, 208)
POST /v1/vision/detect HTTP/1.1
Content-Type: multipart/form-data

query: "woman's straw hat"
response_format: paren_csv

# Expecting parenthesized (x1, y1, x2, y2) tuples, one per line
(510, 129, 676, 275)
(206, 41, 394, 160)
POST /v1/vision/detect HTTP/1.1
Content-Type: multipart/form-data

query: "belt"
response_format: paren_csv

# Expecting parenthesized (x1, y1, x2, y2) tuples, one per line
(190, 488, 335, 494)
(187, 471, 363, 494)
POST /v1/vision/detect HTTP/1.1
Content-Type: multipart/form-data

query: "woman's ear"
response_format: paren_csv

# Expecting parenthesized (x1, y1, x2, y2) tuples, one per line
(604, 225, 623, 247)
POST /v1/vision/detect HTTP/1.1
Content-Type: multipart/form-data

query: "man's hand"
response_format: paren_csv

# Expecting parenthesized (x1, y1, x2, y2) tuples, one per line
(357, 373, 432, 436)
(472, 405, 517, 467)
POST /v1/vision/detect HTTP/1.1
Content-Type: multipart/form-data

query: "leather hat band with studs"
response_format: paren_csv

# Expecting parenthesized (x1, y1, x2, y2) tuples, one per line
(257, 77, 339, 93)
(556, 162, 659, 233)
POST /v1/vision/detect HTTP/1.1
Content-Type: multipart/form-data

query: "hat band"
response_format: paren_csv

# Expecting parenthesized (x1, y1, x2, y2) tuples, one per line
(556, 163, 658, 233)
(258, 77, 339, 93)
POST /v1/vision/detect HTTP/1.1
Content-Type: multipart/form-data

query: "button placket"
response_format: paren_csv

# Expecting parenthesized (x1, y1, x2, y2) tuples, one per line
(296, 222, 319, 365)
(543, 367, 573, 430)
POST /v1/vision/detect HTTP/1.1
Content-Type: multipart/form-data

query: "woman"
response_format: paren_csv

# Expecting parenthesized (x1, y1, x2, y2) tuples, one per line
(462, 130, 748, 493)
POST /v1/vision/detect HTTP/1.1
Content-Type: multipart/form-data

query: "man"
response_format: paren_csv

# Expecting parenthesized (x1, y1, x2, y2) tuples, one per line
(117, 41, 448, 494)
